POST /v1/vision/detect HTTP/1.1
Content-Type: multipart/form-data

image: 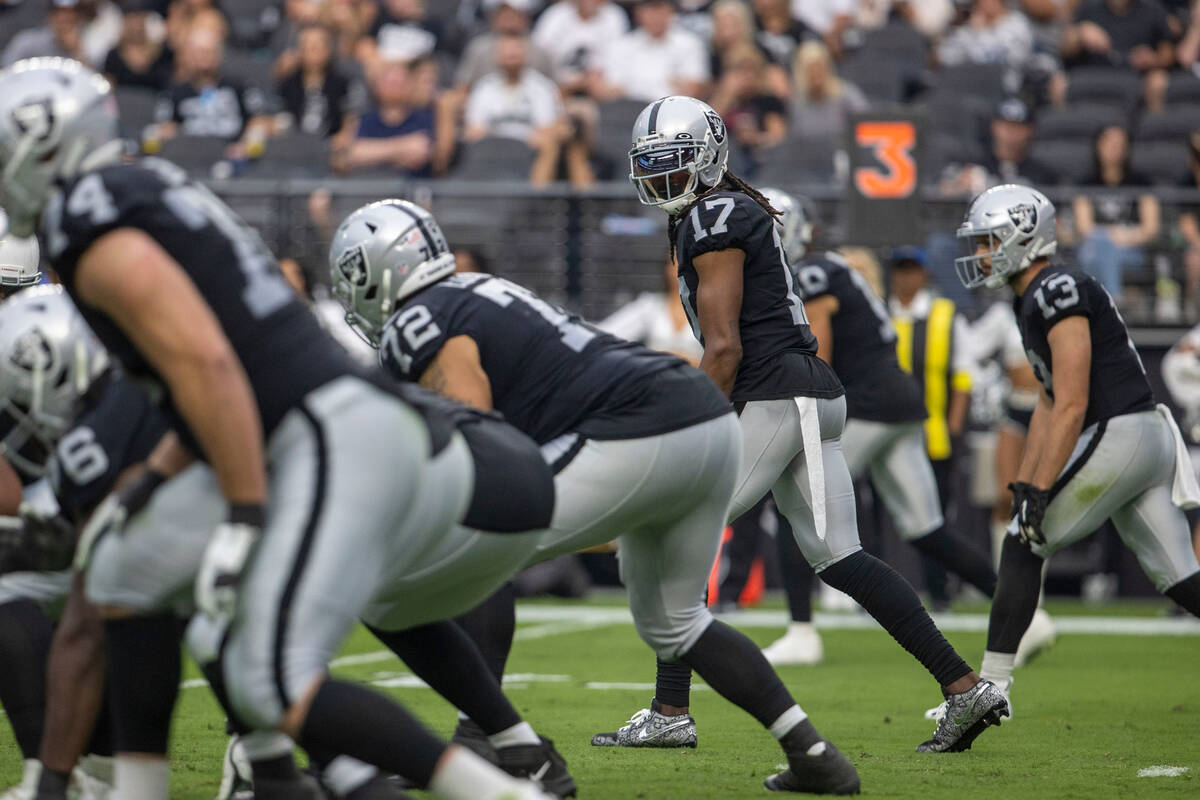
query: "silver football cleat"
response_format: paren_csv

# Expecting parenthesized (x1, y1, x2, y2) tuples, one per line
(590, 703, 697, 748)
(916, 679, 1010, 753)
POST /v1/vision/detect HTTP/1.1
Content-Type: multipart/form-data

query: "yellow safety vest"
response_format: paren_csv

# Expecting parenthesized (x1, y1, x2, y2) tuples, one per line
(893, 297, 971, 460)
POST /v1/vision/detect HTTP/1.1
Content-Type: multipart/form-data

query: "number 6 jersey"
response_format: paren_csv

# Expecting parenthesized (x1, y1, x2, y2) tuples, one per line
(1014, 266, 1154, 427)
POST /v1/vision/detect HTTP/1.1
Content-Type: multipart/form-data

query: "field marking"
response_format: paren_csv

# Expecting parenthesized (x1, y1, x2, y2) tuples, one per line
(372, 673, 572, 690)
(515, 606, 1200, 637)
(585, 682, 711, 692)
(1138, 766, 1190, 777)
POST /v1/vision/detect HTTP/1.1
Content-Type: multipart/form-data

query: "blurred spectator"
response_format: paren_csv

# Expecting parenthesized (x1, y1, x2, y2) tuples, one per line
(709, 43, 787, 156)
(983, 96, 1055, 185)
(790, 0, 854, 57)
(1176, 0, 1200, 71)
(1060, 0, 1174, 108)
(453, 248, 493, 274)
(456, 0, 553, 90)
(937, 0, 1034, 68)
(752, 0, 813, 71)
(708, 0, 755, 77)
(277, 24, 364, 136)
(359, 0, 442, 68)
(593, 0, 710, 102)
(1021, 0, 1075, 55)
(1073, 125, 1161, 298)
(2, 0, 87, 67)
(1176, 132, 1200, 307)
(165, 0, 228, 55)
(855, 0, 955, 39)
(269, 0, 325, 80)
(531, 0, 629, 94)
(103, 2, 174, 91)
(464, 32, 581, 185)
(320, 0, 372, 60)
(154, 25, 268, 142)
(331, 55, 435, 176)
(789, 39, 866, 140)
(598, 254, 703, 364)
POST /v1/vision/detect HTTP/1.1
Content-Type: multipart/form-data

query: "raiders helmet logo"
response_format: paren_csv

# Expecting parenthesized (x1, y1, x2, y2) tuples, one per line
(704, 110, 726, 145)
(9, 328, 55, 375)
(1008, 203, 1037, 235)
(11, 98, 56, 143)
(336, 245, 369, 287)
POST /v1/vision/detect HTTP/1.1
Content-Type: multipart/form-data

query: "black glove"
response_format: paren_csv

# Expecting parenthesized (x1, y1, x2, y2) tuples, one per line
(74, 467, 166, 569)
(0, 506, 76, 574)
(1008, 481, 1049, 546)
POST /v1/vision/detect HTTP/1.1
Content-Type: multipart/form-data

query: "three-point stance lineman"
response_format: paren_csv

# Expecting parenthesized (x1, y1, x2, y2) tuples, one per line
(615, 95, 1007, 757)
(0, 57, 554, 800)
(955, 184, 1200, 716)
(331, 198, 861, 795)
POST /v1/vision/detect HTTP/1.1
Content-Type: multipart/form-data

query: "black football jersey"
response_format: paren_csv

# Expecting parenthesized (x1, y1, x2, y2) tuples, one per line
(40, 158, 352, 437)
(674, 191, 843, 402)
(47, 373, 169, 523)
(379, 272, 730, 444)
(1014, 267, 1154, 428)
(792, 252, 925, 423)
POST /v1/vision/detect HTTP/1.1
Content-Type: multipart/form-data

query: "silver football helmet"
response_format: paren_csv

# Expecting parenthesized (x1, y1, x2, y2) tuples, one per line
(630, 96, 730, 215)
(0, 223, 41, 289)
(0, 285, 110, 477)
(956, 184, 1056, 290)
(760, 187, 814, 264)
(329, 199, 455, 346)
(0, 58, 123, 238)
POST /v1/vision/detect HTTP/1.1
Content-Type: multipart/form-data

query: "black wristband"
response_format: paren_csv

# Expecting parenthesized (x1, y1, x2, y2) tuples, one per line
(228, 503, 265, 528)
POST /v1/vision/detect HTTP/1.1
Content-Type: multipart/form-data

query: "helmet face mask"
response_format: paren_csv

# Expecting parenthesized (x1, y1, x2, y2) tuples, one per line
(629, 96, 730, 215)
(0, 224, 42, 292)
(955, 184, 1057, 290)
(329, 199, 457, 346)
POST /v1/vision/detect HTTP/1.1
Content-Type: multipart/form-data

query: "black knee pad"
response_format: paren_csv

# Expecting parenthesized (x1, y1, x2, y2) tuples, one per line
(1166, 572, 1200, 618)
(105, 615, 184, 754)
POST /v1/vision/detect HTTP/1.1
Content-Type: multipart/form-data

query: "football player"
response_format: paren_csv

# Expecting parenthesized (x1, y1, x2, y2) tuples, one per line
(618, 95, 1007, 759)
(955, 183, 1200, 737)
(0, 58, 555, 800)
(330, 199, 861, 795)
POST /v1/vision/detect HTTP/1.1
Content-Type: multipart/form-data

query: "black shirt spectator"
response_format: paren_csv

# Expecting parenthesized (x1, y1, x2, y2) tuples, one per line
(366, 0, 442, 59)
(156, 26, 264, 139)
(277, 24, 361, 136)
(103, 9, 173, 91)
(1063, 0, 1174, 70)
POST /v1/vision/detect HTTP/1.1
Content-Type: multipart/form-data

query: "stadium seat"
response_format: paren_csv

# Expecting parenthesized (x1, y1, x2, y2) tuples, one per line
(595, 99, 651, 175)
(1026, 139, 1094, 184)
(755, 135, 837, 184)
(856, 22, 928, 70)
(1133, 108, 1200, 143)
(1064, 66, 1143, 113)
(252, 132, 329, 178)
(113, 87, 161, 141)
(222, 49, 275, 94)
(840, 55, 905, 103)
(450, 136, 536, 181)
(918, 94, 990, 151)
(1129, 141, 1191, 184)
(1165, 74, 1200, 107)
(0, 1, 46, 52)
(931, 63, 1009, 102)
(1035, 104, 1127, 141)
(157, 135, 232, 178)
(921, 132, 985, 178)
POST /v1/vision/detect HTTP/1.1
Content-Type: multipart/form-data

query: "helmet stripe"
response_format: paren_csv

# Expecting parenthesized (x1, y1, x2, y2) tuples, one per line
(390, 201, 443, 256)
(647, 98, 665, 135)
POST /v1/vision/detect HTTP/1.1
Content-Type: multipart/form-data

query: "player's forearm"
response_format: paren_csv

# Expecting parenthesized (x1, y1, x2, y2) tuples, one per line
(1016, 398, 1053, 482)
(700, 334, 742, 397)
(144, 431, 195, 480)
(1031, 400, 1086, 490)
(948, 389, 969, 437)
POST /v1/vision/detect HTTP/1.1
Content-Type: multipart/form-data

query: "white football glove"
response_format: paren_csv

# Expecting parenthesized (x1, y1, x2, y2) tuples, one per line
(74, 469, 166, 569)
(195, 519, 260, 619)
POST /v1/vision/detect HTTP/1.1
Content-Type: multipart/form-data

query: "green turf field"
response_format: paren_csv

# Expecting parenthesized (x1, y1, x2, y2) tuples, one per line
(1, 597, 1197, 799)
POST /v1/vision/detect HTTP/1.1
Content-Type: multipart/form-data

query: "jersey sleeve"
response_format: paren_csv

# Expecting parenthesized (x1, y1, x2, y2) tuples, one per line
(791, 259, 834, 302)
(1031, 271, 1093, 336)
(676, 193, 761, 262)
(378, 292, 455, 382)
(41, 167, 163, 268)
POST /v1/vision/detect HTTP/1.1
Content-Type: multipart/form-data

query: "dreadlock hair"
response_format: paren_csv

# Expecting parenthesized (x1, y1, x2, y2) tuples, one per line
(666, 170, 782, 259)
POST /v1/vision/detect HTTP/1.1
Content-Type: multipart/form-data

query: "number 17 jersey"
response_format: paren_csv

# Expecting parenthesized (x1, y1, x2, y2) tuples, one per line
(674, 191, 843, 402)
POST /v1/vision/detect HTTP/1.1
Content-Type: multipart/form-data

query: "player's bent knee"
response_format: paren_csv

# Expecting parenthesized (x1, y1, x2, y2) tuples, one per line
(633, 605, 714, 661)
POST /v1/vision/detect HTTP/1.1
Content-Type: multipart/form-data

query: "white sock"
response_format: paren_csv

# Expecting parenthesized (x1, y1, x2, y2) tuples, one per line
(428, 746, 528, 800)
(789, 621, 816, 635)
(113, 756, 169, 800)
(980, 651, 1016, 688)
(237, 731, 294, 761)
(323, 756, 379, 796)
(457, 710, 470, 722)
(489, 721, 540, 749)
(769, 705, 809, 740)
(19, 759, 40, 791)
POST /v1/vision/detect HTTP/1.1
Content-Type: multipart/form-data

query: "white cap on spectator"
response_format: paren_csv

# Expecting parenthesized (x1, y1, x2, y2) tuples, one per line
(377, 33, 433, 63)
(482, 0, 538, 13)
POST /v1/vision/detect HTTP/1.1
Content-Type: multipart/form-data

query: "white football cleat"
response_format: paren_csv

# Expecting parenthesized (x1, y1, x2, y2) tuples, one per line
(762, 622, 824, 666)
(818, 583, 859, 612)
(1014, 608, 1056, 667)
(0, 760, 39, 800)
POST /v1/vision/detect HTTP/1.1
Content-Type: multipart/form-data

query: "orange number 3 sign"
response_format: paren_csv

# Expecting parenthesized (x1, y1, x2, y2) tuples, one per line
(854, 121, 917, 199)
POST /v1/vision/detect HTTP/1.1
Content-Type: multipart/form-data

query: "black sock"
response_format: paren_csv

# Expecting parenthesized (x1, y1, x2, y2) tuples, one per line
(911, 527, 998, 597)
(986, 536, 1045, 654)
(1166, 572, 1200, 617)
(455, 583, 515, 683)
(298, 680, 447, 788)
(680, 621, 794, 729)
(820, 551, 971, 686)
(33, 768, 69, 800)
(104, 614, 182, 753)
(654, 657, 692, 709)
(251, 753, 301, 782)
(0, 599, 53, 758)
(775, 529, 814, 623)
(368, 620, 521, 735)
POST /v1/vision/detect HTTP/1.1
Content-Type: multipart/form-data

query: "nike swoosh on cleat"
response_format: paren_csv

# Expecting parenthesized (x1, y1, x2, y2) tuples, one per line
(530, 761, 552, 783)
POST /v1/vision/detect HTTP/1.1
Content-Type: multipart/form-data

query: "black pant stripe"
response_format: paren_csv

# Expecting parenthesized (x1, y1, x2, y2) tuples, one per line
(272, 404, 330, 711)
(1048, 419, 1107, 503)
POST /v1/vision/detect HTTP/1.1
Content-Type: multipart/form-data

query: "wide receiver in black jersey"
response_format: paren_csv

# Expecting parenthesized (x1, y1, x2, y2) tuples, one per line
(331, 198, 860, 795)
(0, 57, 557, 800)
(623, 94, 1006, 759)
(955, 184, 1200, 731)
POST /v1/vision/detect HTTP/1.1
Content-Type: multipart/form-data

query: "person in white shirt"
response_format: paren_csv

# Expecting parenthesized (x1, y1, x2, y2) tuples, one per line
(594, 0, 709, 102)
(464, 32, 571, 183)
(532, 0, 629, 94)
(938, 0, 1034, 68)
(598, 255, 703, 364)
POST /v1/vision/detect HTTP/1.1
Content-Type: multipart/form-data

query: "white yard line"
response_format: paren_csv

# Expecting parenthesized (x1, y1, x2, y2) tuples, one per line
(1138, 766, 1190, 777)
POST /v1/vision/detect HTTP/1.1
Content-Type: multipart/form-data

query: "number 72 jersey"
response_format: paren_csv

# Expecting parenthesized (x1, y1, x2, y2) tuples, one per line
(1014, 267, 1154, 428)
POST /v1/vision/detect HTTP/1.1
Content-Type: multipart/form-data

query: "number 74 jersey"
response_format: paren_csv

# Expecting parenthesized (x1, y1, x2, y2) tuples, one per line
(1014, 266, 1154, 427)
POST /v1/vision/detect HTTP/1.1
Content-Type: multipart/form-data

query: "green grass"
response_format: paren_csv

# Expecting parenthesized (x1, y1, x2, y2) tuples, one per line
(1, 599, 1198, 799)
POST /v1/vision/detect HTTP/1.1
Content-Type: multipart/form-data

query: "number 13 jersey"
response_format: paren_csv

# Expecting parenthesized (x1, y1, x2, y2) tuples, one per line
(674, 191, 843, 402)
(1014, 266, 1154, 428)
